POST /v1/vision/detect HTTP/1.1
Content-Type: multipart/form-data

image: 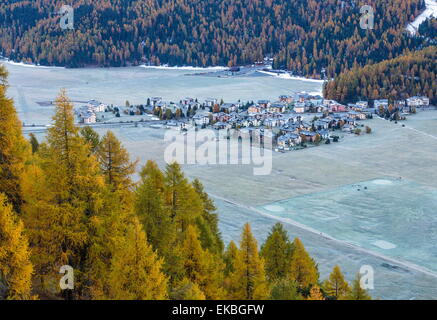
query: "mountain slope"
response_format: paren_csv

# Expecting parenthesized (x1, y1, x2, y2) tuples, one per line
(323, 46, 437, 104)
(0, 0, 428, 76)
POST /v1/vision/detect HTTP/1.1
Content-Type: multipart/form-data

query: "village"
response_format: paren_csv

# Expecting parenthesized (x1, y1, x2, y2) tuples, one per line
(74, 93, 432, 152)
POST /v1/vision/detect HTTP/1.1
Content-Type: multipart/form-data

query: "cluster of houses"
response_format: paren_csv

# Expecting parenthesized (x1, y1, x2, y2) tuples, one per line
(75, 100, 107, 124)
(185, 93, 376, 150)
(186, 93, 432, 150)
(74, 94, 431, 152)
(374, 96, 430, 113)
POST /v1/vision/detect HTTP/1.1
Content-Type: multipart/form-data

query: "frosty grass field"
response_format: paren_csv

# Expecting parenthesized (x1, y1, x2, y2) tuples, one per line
(4, 62, 437, 299)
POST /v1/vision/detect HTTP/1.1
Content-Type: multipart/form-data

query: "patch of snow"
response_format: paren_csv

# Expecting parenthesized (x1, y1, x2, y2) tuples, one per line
(257, 70, 325, 83)
(372, 240, 397, 250)
(263, 205, 285, 212)
(1, 59, 65, 69)
(372, 179, 393, 185)
(406, 0, 437, 35)
(139, 65, 227, 71)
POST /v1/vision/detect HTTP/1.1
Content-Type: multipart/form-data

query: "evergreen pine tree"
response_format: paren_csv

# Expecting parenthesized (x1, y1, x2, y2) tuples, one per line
(223, 241, 238, 276)
(136, 160, 175, 255)
(260, 223, 294, 282)
(307, 285, 324, 300)
(28, 133, 39, 154)
(164, 162, 202, 233)
(192, 178, 224, 254)
(269, 278, 302, 300)
(347, 273, 372, 300)
(80, 127, 100, 154)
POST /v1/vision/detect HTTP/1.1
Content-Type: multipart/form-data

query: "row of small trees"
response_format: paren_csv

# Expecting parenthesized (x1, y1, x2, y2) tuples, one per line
(0, 65, 370, 300)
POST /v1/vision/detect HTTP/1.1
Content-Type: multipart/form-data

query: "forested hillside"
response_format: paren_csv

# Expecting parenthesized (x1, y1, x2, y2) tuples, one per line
(0, 0, 428, 77)
(418, 17, 437, 40)
(323, 46, 437, 104)
(0, 65, 371, 300)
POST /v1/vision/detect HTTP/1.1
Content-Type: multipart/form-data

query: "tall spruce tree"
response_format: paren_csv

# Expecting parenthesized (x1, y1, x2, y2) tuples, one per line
(192, 178, 224, 255)
(136, 160, 175, 256)
(347, 273, 372, 300)
(260, 223, 294, 282)
(164, 162, 202, 234)
(223, 241, 238, 276)
(28, 133, 39, 154)
(80, 126, 100, 154)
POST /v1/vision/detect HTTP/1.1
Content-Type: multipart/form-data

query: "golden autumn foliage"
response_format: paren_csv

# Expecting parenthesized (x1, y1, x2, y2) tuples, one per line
(181, 225, 225, 299)
(97, 131, 137, 192)
(323, 265, 351, 300)
(108, 218, 168, 300)
(307, 285, 325, 301)
(85, 188, 134, 299)
(170, 278, 206, 300)
(0, 74, 370, 300)
(0, 65, 30, 212)
(0, 0, 427, 79)
(228, 223, 270, 300)
(324, 46, 437, 104)
(289, 238, 319, 289)
(22, 90, 105, 298)
(0, 193, 33, 300)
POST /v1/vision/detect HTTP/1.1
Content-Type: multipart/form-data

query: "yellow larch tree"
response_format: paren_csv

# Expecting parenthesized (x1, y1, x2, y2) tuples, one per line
(0, 65, 30, 212)
(228, 223, 270, 300)
(0, 193, 33, 300)
(323, 265, 351, 299)
(108, 217, 168, 300)
(164, 162, 203, 234)
(289, 238, 319, 289)
(22, 89, 104, 298)
(97, 130, 137, 192)
(181, 225, 224, 299)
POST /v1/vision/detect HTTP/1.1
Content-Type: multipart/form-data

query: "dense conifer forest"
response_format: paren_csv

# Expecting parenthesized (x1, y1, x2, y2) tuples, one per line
(324, 46, 437, 104)
(0, 0, 430, 78)
(0, 65, 371, 300)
